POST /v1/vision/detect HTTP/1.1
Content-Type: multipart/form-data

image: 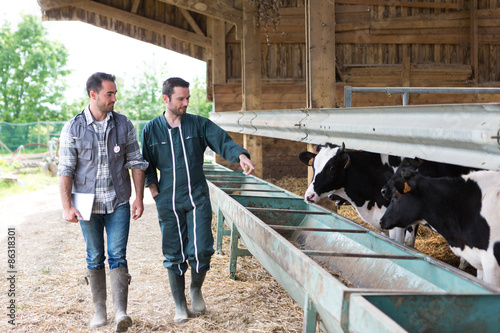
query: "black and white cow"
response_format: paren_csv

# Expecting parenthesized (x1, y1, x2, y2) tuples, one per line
(380, 168, 500, 288)
(299, 143, 410, 244)
(381, 157, 478, 200)
(380, 157, 479, 259)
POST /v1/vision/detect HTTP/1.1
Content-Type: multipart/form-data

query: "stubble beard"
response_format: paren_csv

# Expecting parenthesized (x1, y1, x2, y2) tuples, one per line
(97, 99, 114, 113)
(169, 106, 187, 117)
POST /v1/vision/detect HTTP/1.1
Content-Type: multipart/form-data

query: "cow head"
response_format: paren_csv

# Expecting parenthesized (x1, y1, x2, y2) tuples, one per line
(380, 168, 424, 230)
(381, 158, 423, 200)
(299, 142, 351, 203)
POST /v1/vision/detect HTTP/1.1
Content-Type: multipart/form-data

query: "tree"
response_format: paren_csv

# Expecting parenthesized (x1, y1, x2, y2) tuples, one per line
(116, 62, 166, 121)
(118, 63, 212, 120)
(188, 77, 213, 118)
(0, 15, 71, 123)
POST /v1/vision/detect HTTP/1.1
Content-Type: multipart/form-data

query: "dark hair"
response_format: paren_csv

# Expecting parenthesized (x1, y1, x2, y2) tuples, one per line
(162, 77, 189, 99)
(86, 72, 116, 97)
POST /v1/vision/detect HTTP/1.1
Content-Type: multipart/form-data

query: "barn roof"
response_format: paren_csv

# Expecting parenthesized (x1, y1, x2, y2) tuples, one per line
(37, 0, 231, 62)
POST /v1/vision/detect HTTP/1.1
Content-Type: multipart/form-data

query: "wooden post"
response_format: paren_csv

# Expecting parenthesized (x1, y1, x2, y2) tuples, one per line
(305, 0, 336, 110)
(470, 0, 478, 84)
(305, 0, 336, 211)
(307, 143, 315, 184)
(242, 0, 263, 178)
(305, 0, 335, 183)
(212, 19, 226, 88)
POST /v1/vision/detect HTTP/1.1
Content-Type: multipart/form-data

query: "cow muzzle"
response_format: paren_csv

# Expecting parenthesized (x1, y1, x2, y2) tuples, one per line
(305, 192, 318, 203)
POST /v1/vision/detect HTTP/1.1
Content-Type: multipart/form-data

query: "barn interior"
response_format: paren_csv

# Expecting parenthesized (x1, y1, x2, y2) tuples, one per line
(38, 0, 500, 179)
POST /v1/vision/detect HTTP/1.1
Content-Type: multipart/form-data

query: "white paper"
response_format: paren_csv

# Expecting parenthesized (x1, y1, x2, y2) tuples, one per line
(70, 193, 95, 221)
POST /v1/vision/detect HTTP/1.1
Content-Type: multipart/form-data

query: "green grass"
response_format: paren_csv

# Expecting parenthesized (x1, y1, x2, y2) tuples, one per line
(0, 158, 58, 199)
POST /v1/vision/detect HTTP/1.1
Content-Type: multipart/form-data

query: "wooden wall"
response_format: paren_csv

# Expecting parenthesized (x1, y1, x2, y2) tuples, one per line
(214, 0, 500, 179)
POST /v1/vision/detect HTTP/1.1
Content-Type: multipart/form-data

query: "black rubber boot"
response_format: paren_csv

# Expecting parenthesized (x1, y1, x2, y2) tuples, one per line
(87, 268, 107, 328)
(190, 270, 206, 313)
(110, 267, 133, 332)
(167, 270, 189, 323)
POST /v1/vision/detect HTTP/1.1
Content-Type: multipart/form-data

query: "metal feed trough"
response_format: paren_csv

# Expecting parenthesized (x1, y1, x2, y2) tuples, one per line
(205, 162, 500, 333)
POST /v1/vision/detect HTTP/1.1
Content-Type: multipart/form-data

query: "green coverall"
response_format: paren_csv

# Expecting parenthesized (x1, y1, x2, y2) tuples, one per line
(142, 113, 249, 275)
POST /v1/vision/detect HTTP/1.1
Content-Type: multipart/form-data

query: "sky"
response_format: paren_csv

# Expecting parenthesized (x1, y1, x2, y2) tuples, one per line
(1, 0, 207, 100)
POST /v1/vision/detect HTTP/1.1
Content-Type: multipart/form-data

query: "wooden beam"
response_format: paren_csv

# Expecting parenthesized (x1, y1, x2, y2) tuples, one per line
(131, 0, 141, 14)
(241, 1, 261, 111)
(212, 19, 226, 86)
(306, 0, 336, 109)
(65, 0, 212, 49)
(179, 7, 205, 36)
(471, 0, 478, 83)
(158, 0, 242, 24)
(335, 0, 459, 9)
(38, 0, 84, 11)
(336, 33, 468, 44)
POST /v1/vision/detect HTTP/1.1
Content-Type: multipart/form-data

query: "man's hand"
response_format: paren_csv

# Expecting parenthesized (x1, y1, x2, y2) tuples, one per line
(132, 198, 144, 220)
(239, 154, 255, 176)
(63, 207, 83, 223)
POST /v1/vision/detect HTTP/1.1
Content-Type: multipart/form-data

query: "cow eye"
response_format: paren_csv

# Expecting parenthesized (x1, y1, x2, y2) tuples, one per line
(329, 165, 335, 171)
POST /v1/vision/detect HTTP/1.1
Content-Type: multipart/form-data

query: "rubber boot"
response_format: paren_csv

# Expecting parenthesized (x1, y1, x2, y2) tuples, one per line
(110, 267, 133, 332)
(167, 270, 189, 323)
(190, 270, 206, 313)
(87, 268, 107, 328)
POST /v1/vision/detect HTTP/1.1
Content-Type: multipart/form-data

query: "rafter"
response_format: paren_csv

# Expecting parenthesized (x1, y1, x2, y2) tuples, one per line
(179, 7, 205, 36)
(158, 0, 242, 24)
(38, 0, 211, 49)
(131, 0, 141, 14)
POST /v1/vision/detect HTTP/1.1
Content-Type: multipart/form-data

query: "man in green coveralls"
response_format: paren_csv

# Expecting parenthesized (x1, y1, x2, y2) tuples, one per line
(142, 77, 255, 323)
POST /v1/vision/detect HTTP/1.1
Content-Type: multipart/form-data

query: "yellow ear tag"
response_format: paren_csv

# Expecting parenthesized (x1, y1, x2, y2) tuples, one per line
(403, 182, 412, 193)
(344, 160, 349, 169)
(308, 158, 314, 166)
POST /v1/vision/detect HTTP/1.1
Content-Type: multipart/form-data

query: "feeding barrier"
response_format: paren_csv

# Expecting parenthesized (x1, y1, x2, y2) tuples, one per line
(205, 162, 500, 333)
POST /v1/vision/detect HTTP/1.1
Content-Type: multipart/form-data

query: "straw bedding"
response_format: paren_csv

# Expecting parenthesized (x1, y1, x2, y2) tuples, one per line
(0, 176, 475, 332)
(0, 182, 306, 332)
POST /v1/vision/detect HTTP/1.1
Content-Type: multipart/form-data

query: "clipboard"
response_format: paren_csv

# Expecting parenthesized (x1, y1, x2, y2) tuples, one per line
(70, 193, 95, 221)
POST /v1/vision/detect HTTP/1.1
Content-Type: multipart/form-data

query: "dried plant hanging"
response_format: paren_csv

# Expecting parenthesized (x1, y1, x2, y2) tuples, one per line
(252, 0, 284, 45)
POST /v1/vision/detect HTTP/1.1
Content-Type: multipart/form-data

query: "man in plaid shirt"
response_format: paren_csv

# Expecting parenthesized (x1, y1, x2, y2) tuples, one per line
(58, 72, 148, 332)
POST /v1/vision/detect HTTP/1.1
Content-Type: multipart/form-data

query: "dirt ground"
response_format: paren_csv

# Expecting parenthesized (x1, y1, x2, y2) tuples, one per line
(0, 182, 305, 332)
(0, 175, 478, 332)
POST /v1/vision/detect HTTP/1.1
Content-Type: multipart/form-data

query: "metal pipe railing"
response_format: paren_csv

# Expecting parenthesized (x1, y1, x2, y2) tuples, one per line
(344, 86, 500, 107)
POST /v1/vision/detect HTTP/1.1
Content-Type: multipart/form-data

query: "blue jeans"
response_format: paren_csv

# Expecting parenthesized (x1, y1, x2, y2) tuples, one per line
(79, 203, 130, 270)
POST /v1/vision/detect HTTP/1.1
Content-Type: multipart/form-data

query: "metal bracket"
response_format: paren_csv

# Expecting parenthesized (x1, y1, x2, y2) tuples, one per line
(492, 129, 500, 145)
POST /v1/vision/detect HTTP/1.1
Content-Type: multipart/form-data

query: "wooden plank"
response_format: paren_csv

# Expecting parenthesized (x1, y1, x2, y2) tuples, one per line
(335, 4, 371, 14)
(336, 22, 370, 32)
(336, 0, 459, 8)
(370, 19, 470, 31)
(336, 33, 469, 44)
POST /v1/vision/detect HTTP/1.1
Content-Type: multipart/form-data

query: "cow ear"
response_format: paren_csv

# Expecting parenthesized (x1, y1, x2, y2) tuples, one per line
(394, 179, 407, 195)
(299, 151, 316, 166)
(342, 153, 351, 169)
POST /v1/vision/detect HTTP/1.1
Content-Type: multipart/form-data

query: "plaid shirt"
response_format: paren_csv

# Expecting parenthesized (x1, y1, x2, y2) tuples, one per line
(58, 106, 148, 214)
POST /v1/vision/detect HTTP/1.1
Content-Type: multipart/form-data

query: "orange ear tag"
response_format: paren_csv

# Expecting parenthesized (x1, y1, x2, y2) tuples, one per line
(308, 158, 314, 166)
(396, 182, 412, 195)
